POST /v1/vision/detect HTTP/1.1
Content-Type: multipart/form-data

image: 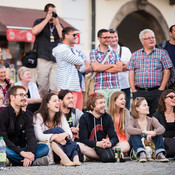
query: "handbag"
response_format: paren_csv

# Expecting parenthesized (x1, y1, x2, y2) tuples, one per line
(95, 147, 115, 162)
(22, 40, 38, 68)
(164, 138, 175, 157)
(22, 50, 38, 68)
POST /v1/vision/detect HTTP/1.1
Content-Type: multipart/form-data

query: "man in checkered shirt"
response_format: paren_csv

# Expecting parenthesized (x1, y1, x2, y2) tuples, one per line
(128, 29, 173, 116)
(90, 29, 123, 107)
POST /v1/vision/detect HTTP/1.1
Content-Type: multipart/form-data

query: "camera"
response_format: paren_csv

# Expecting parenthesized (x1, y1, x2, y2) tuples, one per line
(52, 12, 58, 18)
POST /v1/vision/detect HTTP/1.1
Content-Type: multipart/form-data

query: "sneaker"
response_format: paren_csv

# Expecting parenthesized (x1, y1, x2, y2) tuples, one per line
(33, 156, 49, 166)
(156, 152, 169, 162)
(139, 152, 147, 163)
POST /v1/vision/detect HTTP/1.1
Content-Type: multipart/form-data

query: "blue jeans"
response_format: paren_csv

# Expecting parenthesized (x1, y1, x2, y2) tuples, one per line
(6, 143, 49, 166)
(121, 88, 130, 110)
(130, 135, 165, 157)
(44, 127, 79, 161)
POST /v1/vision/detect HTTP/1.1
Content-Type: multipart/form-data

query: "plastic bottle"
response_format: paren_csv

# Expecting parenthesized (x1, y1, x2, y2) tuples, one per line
(0, 136, 6, 170)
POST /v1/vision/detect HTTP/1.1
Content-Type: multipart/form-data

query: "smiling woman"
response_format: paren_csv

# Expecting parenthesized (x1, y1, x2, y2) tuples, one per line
(33, 93, 81, 166)
(0, 64, 13, 109)
(153, 89, 175, 158)
(108, 91, 130, 156)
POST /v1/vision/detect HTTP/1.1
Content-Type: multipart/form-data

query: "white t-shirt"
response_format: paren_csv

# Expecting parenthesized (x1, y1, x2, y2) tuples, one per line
(115, 45, 132, 89)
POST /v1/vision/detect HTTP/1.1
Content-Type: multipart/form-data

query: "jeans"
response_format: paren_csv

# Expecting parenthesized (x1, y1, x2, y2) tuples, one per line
(44, 127, 79, 161)
(121, 88, 130, 110)
(6, 143, 49, 166)
(130, 135, 165, 157)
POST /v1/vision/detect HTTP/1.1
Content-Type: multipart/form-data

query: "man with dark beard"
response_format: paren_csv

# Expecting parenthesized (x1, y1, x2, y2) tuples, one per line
(58, 89, 83, 140)
(0, 86, 49, 167)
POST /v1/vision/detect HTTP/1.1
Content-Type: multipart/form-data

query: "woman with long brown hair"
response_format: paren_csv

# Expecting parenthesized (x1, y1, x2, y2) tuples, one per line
(127, 97, 168, 162)
(153, 89, 175, 158)
(33, 93, 81, 166)
(108, 91, 130, 154)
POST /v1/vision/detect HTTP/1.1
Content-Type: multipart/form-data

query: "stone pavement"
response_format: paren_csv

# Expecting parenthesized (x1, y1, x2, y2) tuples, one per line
(0, 159, 175, 175)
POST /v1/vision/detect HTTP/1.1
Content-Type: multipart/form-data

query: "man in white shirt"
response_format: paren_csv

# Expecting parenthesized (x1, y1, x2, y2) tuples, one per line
(109, 29, 132, 110)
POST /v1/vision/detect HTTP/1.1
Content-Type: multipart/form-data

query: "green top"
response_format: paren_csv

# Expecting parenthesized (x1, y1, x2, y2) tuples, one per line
(0, 136, 3, 139)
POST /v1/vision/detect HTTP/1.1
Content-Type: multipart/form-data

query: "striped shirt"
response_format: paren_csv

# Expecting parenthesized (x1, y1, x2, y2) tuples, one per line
(52, 44, 84, 92)
(128, 48, 173, 88)
(90, 46, 120, 90)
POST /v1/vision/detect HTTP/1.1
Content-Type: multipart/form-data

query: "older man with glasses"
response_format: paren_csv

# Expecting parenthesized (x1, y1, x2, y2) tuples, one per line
(128, 29, 173, 116)
(90, 29, 123, 107)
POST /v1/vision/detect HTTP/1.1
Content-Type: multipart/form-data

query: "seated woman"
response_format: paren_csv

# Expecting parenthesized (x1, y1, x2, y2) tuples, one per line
(153, 89, 175, 158)
(0, 64, 13, 109)
(108, 91, 130, 156)
(127, 97, 169, 163)
(33, 93, 81, 166)
(15, 66, 41, 112)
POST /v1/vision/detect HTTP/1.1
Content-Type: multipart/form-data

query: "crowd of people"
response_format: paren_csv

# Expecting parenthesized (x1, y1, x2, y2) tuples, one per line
(0, 3, 175, 167)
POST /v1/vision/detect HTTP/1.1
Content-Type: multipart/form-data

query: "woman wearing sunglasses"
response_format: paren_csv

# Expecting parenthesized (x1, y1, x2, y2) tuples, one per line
(153, 89, 175, 159)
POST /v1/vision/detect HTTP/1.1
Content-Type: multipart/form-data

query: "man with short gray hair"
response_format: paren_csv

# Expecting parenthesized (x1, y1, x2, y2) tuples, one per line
(128, 29, 173, 116)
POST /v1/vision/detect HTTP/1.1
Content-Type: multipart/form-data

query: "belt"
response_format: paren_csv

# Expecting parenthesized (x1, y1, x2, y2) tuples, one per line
(135, 86, 159, 91)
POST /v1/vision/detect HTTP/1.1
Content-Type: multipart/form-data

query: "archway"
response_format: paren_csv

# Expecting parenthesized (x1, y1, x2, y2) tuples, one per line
(110, 0, 169, 52)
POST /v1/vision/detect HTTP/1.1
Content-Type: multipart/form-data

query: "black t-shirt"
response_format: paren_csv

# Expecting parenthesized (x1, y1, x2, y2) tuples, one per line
(65, 110, 73, 127)
(153, 112, 175, 138)
(159, 41, 175, 67)
(33, 18, 62, 62)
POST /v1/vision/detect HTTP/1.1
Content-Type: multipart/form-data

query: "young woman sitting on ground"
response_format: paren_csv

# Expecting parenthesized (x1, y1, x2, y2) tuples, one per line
(127, 97, 169, 163)
(33, 93, 81, 166)
(108, 91, 130, 157)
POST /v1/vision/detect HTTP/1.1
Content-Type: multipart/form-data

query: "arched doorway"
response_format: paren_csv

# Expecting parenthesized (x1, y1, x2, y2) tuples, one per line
(110, 0, 169, 52)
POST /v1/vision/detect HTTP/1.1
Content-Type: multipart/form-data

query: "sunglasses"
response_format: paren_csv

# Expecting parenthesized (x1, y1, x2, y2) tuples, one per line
(72, 33, 77, 37)
(165, 95, 175, 99)
(108, 29, 117, 33)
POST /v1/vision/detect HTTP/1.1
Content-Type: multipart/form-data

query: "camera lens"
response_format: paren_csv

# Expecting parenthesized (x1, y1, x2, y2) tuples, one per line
(52, 12, 58, 18)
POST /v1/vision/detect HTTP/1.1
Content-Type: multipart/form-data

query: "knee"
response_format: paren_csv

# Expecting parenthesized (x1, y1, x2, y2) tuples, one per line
(37, 143, 49, 155)
(121, 144, 130, 153)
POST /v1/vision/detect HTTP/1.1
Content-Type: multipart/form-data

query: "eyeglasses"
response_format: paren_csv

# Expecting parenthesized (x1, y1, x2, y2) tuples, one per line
(143, 37, 156, 40)
(100, 37, 111, 39)
(165, 95, 175, 99)
(14, 93, 28, 98)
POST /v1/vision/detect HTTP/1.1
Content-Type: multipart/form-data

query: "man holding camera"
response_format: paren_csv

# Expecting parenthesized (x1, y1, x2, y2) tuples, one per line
(32, 3, 63, 97)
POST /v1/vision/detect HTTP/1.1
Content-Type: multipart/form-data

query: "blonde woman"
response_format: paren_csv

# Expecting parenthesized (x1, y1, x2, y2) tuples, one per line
(127, 97, 169, 162)
(108, 91, 130, 154)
